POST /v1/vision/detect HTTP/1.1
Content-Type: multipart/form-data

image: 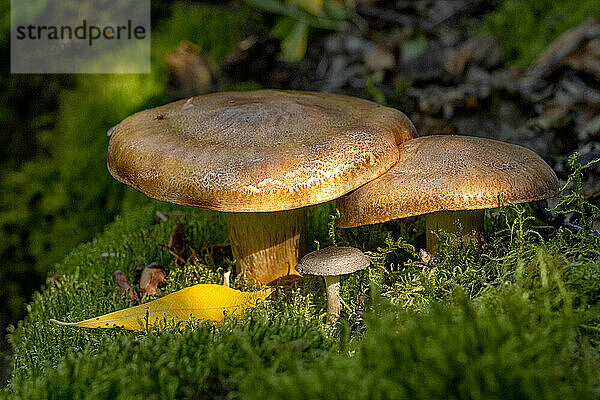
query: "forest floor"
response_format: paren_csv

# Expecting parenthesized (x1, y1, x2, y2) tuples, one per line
(2, 0, 600, 396)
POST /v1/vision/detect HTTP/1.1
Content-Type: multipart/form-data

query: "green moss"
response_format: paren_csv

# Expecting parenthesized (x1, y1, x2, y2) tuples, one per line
(243, 288, 599, 400)
(6, 211, 600, 398)
(4, 160, 600, 398)
(8, 314, 334, 399)
(484, 0, 600, 65)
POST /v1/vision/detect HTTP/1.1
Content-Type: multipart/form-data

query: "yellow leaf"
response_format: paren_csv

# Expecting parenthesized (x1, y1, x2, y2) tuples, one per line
(50, 284, 272, 330)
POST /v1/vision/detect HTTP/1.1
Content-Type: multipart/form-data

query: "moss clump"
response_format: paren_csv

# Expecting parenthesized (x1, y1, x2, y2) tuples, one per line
(244, 290, 599, 400)
(4, 158, 600, 399)
(9, 314, 334, 399)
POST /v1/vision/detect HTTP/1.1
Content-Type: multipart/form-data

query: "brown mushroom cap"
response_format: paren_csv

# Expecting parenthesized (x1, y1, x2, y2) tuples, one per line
(337, 135, 560, 228)
(295, 246, 371, 276)
(107, 90, 416, 212)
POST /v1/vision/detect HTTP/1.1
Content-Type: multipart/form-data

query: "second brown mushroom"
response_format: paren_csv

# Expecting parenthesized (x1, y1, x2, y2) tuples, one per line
(337, 135, 560, 253)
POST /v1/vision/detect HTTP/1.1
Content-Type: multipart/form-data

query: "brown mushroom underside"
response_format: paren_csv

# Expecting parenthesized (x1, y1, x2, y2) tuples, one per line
(107, 90, 416, 283)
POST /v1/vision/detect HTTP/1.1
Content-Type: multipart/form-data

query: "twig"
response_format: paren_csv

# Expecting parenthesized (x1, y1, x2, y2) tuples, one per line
(158, 243, 187, 265)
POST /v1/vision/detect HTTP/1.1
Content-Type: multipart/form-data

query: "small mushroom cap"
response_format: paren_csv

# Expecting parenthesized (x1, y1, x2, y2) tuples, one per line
(337, 135, 560, 228)
(107, 90, 416, 212)
(295, 246, 370, 276)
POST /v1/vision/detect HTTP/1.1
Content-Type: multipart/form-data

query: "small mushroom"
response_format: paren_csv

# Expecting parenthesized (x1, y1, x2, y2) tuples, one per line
(295, 246, 370, 324)
(337, 135, 560, 253)
(107, 90, 416, 284)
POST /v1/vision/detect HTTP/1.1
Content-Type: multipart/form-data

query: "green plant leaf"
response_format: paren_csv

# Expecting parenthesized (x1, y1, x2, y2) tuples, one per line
(280, 21, 308, 62)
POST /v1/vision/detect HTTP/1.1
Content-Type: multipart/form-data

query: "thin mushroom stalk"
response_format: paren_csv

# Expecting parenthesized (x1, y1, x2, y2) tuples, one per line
(295, 246, 370, 325)
(324, 275, 341, 324)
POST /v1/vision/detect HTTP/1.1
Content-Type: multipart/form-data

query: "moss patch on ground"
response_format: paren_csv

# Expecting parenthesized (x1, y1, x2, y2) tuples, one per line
(3, 158, 599, 399)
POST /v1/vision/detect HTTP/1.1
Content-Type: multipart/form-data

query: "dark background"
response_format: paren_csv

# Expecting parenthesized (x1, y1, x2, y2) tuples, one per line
(1, 0, 599, 383)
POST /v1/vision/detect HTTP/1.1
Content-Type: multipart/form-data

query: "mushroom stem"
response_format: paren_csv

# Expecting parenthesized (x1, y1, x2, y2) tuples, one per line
(226, 208, 306, 284)
(425, 209, 485, 254)
(324, 275, 341, 324)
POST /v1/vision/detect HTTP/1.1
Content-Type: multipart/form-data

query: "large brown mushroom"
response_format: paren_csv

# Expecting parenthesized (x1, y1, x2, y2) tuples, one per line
(337, 135, 559, 253)
(107, 90, 416, 283)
